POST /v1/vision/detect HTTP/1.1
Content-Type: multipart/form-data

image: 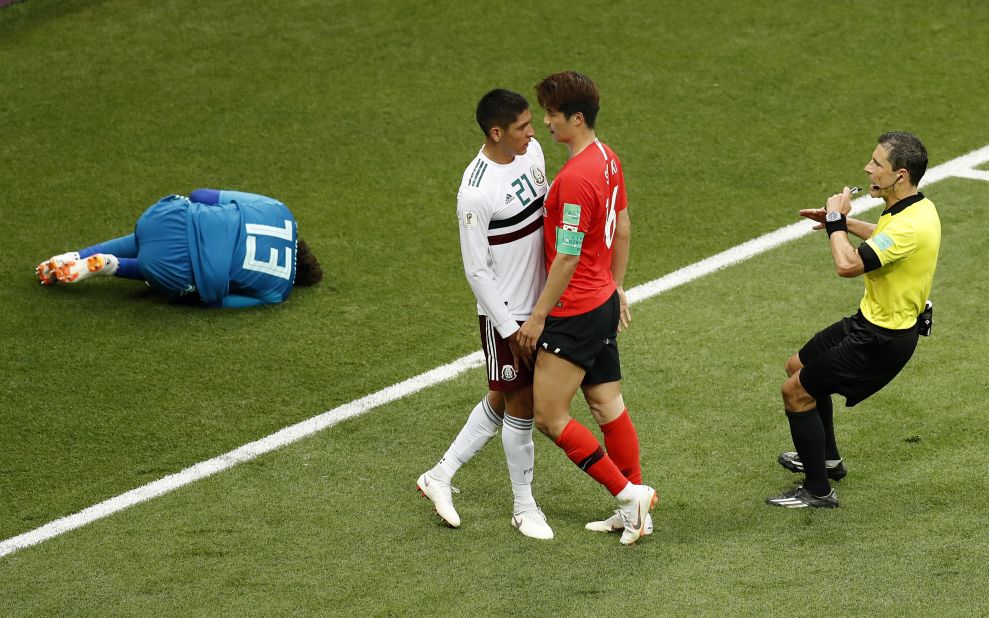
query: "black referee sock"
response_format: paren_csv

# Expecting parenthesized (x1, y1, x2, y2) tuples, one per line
(786, 409, 831, 497)
(818, 395, 841, 462)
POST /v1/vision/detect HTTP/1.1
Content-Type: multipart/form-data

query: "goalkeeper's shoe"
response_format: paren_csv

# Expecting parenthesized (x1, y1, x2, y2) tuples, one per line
(766, 484, 839, 509)
(778, 451, 847, 481)
(618, 484, 658, 546)
(416, 471, 460, 528)
(36, 252, 80, 285)
(50, 254, 118, 284)
(585, 509, 654, 536)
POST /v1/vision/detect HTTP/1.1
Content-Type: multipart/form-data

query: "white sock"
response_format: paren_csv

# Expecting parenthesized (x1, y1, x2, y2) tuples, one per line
(431, 397, 501, 483)
(616, 482, 636, 505)
(502, 414, 537, 514)
(100, 254, 119, 276)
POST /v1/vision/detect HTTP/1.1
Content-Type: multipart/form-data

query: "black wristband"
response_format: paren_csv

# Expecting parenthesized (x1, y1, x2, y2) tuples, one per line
(825, 213, 848, 237)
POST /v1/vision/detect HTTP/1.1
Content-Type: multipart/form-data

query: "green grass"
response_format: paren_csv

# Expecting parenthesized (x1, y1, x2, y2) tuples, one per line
(2, 0, 989, 615)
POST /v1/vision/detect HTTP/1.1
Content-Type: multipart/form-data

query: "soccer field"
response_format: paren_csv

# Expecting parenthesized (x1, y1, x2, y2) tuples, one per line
(2, 0, 988, 615)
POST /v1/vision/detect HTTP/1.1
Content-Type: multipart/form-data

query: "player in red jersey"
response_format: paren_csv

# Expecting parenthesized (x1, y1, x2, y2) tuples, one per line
(517, 71, 656, 545)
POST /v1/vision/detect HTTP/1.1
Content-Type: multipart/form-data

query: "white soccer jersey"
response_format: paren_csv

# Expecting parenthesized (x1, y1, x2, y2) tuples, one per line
(457, 138, 548, 339)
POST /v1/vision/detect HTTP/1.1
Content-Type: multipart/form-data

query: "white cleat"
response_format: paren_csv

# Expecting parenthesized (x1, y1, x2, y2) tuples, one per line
(511, 508, 554, 540)
(36, 252, 80, 285)
(48, 254, 116, 284)
(618, 484, 658, 546)
(416, 471, 460, 528)
(585, 509, 654, 535)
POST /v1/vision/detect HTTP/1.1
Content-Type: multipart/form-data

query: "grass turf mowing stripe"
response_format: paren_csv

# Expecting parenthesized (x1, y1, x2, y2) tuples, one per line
(3, 144, 988, 560)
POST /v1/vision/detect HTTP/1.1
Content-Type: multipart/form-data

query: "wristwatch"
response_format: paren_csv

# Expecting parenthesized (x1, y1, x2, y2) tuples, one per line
(824, 210, 848, 237)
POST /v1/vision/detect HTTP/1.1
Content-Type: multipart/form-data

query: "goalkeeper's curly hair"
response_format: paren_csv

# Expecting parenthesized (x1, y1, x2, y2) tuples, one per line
(294, 238, 323, 287)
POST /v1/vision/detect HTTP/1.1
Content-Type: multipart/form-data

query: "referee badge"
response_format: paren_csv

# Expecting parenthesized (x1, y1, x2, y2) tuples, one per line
(501, 365, 517, 381)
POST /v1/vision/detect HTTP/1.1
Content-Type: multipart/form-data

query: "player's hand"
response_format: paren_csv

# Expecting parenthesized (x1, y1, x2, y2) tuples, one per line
(798, 207, 827, 230)
(826, 187, 853, 215)
(508, 331, 532, 371)
(617, 286, 631, 333)
(517, 315, 545, 357)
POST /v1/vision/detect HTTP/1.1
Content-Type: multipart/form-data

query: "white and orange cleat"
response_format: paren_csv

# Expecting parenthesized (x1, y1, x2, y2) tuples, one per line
(36, 252, 80, 285)
(48, 254, 118, 284)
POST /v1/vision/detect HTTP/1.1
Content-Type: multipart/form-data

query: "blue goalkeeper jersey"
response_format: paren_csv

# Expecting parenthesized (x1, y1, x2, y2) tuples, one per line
(136, 189, 298, 308)
(186, 189, 298, 308)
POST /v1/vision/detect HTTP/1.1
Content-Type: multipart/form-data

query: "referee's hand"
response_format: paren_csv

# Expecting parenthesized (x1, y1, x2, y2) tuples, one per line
(799, 207, 827, 230)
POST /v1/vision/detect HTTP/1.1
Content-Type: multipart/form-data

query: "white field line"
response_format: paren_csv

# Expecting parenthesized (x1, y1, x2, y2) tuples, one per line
(3, 144, 989, 560)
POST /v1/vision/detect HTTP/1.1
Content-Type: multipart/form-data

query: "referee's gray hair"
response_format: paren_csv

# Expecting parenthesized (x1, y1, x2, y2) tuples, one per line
(878, 131, 928, 186)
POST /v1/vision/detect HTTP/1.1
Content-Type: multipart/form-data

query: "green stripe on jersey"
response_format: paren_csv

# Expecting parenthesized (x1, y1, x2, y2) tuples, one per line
(469, 161, 488, 187)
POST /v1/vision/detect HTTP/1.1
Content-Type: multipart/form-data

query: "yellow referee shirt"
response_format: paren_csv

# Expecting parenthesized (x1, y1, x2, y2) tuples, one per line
(857, 193, 941, 330)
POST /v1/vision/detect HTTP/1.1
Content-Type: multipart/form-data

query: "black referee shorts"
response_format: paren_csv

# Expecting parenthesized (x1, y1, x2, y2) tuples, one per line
(538, 291, 621, 385)
(798, 311, 918, 407)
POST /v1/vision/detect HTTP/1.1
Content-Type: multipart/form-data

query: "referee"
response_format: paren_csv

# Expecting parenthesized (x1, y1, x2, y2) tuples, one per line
(767, 131, 941, 508)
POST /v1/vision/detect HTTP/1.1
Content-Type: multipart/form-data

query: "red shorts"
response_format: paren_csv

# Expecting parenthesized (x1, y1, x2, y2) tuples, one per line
(479, 315, 533, 391)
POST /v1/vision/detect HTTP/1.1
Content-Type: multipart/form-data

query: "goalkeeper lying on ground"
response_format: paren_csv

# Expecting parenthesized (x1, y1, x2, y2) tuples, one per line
(36, 189, 322, 308)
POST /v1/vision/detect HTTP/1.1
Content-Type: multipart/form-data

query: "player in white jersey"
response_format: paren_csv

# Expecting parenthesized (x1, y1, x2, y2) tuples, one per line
(417, 89, 553, 540)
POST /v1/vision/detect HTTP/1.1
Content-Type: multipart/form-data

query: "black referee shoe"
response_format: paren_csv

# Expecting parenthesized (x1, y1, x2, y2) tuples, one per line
(766, 485, 839, 509)
(778, 451, 848, 481)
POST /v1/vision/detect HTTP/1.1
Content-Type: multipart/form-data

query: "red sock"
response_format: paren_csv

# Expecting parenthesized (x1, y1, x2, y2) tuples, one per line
(601, 409, 642, 484)
(555, 418, 629, 496)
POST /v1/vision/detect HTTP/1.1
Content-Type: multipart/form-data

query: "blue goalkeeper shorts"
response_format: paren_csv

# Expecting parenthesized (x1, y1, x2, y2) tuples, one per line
(135, 196, 196, 296)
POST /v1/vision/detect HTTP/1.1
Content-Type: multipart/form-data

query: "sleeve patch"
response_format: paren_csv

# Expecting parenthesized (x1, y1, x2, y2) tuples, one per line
(461, 211, 480, 229)
(873, 232, 895, 251)
(562, 203, 582, 228)
(556, 227, 584, 255)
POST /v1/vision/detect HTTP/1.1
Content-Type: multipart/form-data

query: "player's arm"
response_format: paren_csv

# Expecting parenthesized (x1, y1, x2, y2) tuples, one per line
(210, 294, 269, 309)
(189, 189, 222, 204)
(457, 190, 517, 338)
(517, 182, 589, 354)
(517, 254, 579, 355)
(611, 208, 631, 332)
(190, 189, 280, 208)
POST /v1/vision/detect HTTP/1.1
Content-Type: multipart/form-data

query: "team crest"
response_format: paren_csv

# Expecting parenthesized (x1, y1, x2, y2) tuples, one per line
(531, 165, 546, 185)
(501, 365, 517, 381)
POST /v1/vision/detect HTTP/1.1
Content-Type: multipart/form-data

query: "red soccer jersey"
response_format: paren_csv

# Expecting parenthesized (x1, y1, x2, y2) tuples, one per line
(543, 139, 628, 317)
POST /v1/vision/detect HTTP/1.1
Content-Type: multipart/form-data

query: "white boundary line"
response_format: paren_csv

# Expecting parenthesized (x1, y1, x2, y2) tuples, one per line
(3, 144, 989, 560)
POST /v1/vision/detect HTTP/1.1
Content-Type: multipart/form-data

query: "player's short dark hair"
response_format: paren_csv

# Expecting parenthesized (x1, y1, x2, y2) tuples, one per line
(294, 238, 323, 287)
(878, 131, 928, 186)
(475, 89, 529, 138)
(535, 71, 600, 129)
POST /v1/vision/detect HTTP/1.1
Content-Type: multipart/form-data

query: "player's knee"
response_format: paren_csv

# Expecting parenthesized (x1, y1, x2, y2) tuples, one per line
(504, 389, 533, 419)
(486, 390, 506, 414)
(785, 354, 802, 377)
(533, 409, 567, 441)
